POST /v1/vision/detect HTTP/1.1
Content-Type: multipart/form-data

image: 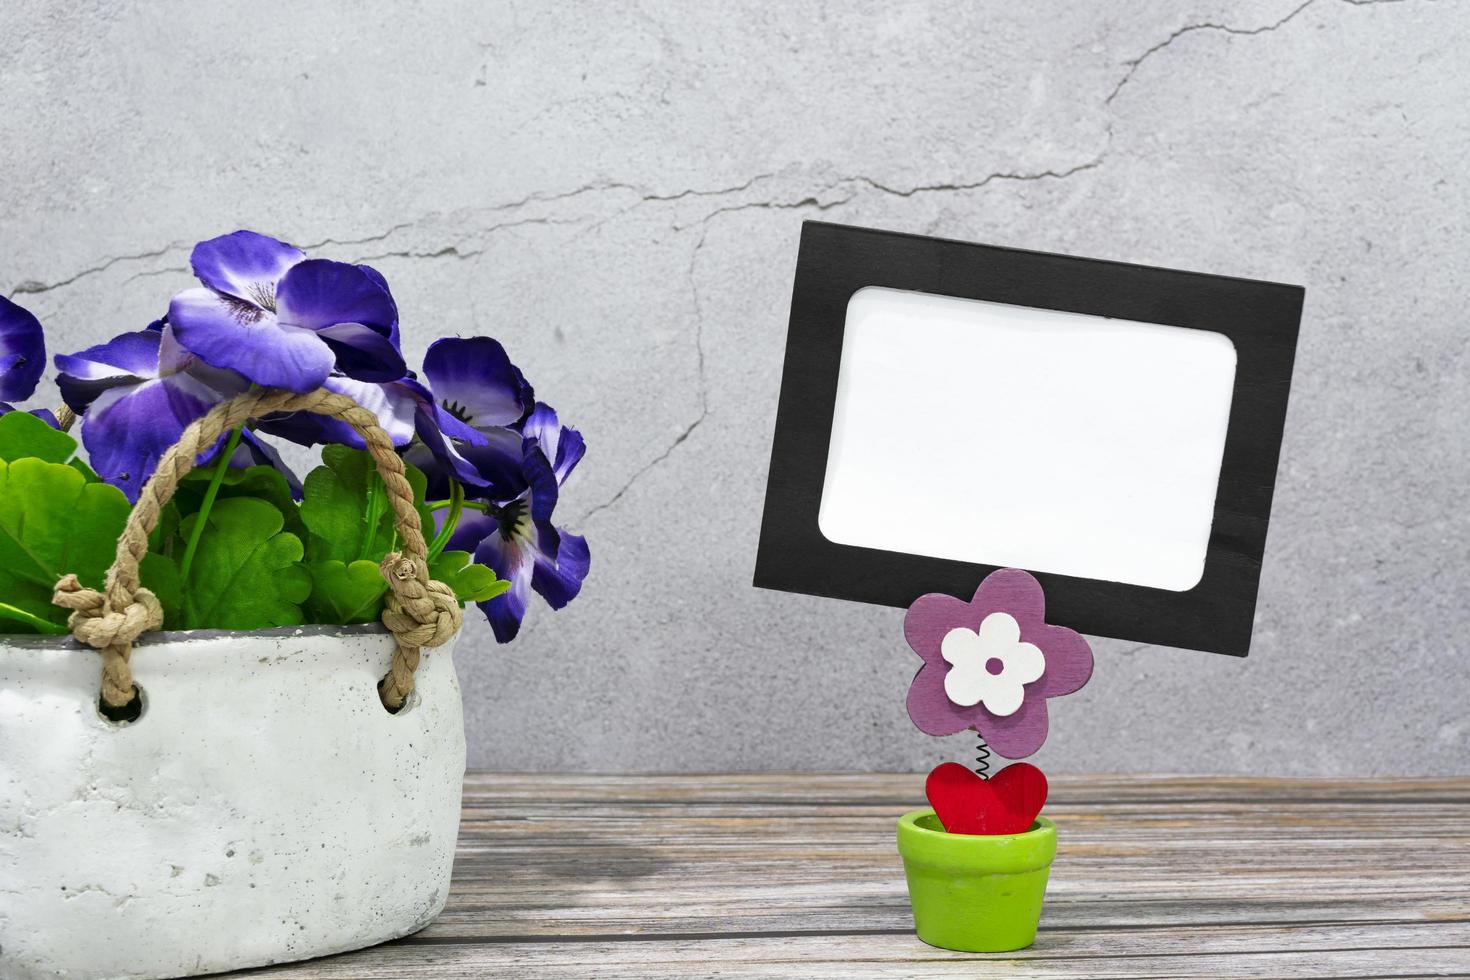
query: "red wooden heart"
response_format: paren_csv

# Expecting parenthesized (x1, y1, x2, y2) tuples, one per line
(925, 761, 1048, 835)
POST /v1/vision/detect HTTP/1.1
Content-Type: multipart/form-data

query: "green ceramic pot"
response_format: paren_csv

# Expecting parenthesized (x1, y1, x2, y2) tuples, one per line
(896, 809, 1056, 952)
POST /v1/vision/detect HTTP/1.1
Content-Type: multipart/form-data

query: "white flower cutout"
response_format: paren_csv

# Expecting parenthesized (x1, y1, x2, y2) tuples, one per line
(940, 612, 1047, 717)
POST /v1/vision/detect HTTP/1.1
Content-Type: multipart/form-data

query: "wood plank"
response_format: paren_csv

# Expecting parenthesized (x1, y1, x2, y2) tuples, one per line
(463, 772, 1470, 805)
(240, 925, 1470, 978)
(233, 774, 1470, 979)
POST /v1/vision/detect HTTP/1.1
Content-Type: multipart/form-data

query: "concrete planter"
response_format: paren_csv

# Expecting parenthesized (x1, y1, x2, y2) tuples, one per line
(0, 624, 466, 980)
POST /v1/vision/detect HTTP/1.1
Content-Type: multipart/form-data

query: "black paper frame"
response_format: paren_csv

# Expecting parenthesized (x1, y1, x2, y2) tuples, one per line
(754, 221, 1304, 656)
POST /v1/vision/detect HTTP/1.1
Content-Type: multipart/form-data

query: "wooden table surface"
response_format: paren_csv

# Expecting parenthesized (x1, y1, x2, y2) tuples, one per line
(241, 773, 1470, 979)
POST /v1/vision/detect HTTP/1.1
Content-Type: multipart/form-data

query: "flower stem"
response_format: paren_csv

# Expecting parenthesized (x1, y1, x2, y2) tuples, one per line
(427, 497, 491, 514)
(178, 424, 243, 581)
(427, 479, 464, 560)
(0, 602, 68, 634)
(359, 472, 385, 562)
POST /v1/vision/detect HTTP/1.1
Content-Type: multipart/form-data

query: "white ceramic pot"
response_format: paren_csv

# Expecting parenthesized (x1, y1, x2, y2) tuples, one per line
(0, 624, 466, 980)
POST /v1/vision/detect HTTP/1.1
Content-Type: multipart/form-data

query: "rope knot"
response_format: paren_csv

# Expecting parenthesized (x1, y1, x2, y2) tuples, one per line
(379, 553, 461, 649)
(52, 575, 163, 650)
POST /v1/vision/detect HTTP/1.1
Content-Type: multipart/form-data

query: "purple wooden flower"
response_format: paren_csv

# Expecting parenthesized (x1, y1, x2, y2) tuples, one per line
(0, 296, 45, 407)
(167, 230, 405, 393)
(905, 568, 1093, 759)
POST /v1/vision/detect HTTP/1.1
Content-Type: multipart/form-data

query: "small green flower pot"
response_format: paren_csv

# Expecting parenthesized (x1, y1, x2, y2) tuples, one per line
(896, 809, 1056, 952)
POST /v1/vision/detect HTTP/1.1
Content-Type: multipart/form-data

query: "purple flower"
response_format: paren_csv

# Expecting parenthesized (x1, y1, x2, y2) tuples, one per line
(905, 568, 1093, 759)
(260, 337, 531, 500)
(404, 337, 536, 497)
(423, 337, 533, 431)
(445, 404, 588, 643)
(256, 375, 423, 451)
(167, 230, 405, 393)
(0, 296, 45, 406)
(55, 325, 247, 499)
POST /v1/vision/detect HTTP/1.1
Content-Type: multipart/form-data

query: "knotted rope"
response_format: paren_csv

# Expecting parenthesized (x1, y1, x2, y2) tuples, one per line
(377, 552, 462, 708)
(51, 386, 462, 713)
(52, 575, 162, 709)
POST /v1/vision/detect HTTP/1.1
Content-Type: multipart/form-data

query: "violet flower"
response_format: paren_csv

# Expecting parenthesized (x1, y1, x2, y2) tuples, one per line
(404, 336, 536, 499)
(54, 325, 248, 499)
(0, 296, 46, 412)
(444, 404, 589, 643)
(167, 231, 405, 393)
(905, 568, 1093, 759)
(269, 336, 536, 501)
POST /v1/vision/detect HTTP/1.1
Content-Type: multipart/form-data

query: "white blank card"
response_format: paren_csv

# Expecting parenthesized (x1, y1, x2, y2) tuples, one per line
(818, 287, 1238, 592)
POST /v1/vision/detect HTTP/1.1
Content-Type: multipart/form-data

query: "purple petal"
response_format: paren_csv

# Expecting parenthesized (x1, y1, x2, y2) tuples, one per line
(169, 287, 335, 393)
(54, 329, 161, 412)
(0, 297, 45, 403)
(356, 264, 399, 346)
(520, 443, 560, 525)
(403, 437, 482, 502)
(977, 698, 1050, 760)
(325, 377, 417, 447)
(531, 529, 588, 609)
(453, 427, 531, 500)
(255, 377, 417, 449)
(190, 230, 305, 303)
(422, 337, 532, 429)
(275, 260, 398, 335)
(0, 402, 59, 428)
(81, 373, 227, 500)
(972, 568, 1049, 625)
(473, 527, 533, 643)
(904, 664, 975, 736)
(445, 508, 497, 555)
(521, 403, 585, 486)
(316, 321, 407, 383)
(903, 592, 976, 668)
(1029, 624, 1094, 698)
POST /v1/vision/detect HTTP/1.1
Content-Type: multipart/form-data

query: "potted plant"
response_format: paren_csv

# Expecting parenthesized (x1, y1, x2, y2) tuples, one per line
(0, 231, 590, 979)
(895, 568, 1093, 953)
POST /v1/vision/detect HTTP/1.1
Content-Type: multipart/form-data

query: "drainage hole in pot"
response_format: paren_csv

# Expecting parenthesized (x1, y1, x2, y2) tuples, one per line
(377, 677, 420, 716)
(97, 684, 145, 726)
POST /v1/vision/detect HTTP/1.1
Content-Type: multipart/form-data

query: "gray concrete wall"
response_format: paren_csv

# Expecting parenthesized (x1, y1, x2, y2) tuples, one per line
(4, 0, 1466, 775)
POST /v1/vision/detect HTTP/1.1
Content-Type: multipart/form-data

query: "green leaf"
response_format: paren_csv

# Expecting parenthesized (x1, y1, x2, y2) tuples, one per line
(429, 550, 509, 604)
(0, 457, 132, 633)
(0, 411, 79, 464)
(306, 559, 388, 625)
(300, 445, 430, 564)
(140, 551, 182, 629)
(305, 552, 507, 626)
(174, 463, 305, 538)
(177, 497, 310, 630)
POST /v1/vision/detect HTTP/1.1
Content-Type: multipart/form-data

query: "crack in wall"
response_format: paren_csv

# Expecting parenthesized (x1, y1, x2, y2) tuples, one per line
(576, 224, 714, 526)
(352, 216, 585, 265)
(575, 158, 1109, 523)
(7, 241, 189, 298)
(1105, 0, 1321, 108)
(849, 157, 1105, 198)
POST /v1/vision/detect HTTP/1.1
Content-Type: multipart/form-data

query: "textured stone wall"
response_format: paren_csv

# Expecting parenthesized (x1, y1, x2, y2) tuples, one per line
(4, 0, 1466, 773)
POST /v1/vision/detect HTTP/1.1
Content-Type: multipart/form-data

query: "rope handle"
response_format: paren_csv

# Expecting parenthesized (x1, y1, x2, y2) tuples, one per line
(50, 386, 463, 714)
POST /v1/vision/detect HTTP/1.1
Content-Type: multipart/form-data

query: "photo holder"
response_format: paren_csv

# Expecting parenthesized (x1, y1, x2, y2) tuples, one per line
(754, 221, 1304, 656)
